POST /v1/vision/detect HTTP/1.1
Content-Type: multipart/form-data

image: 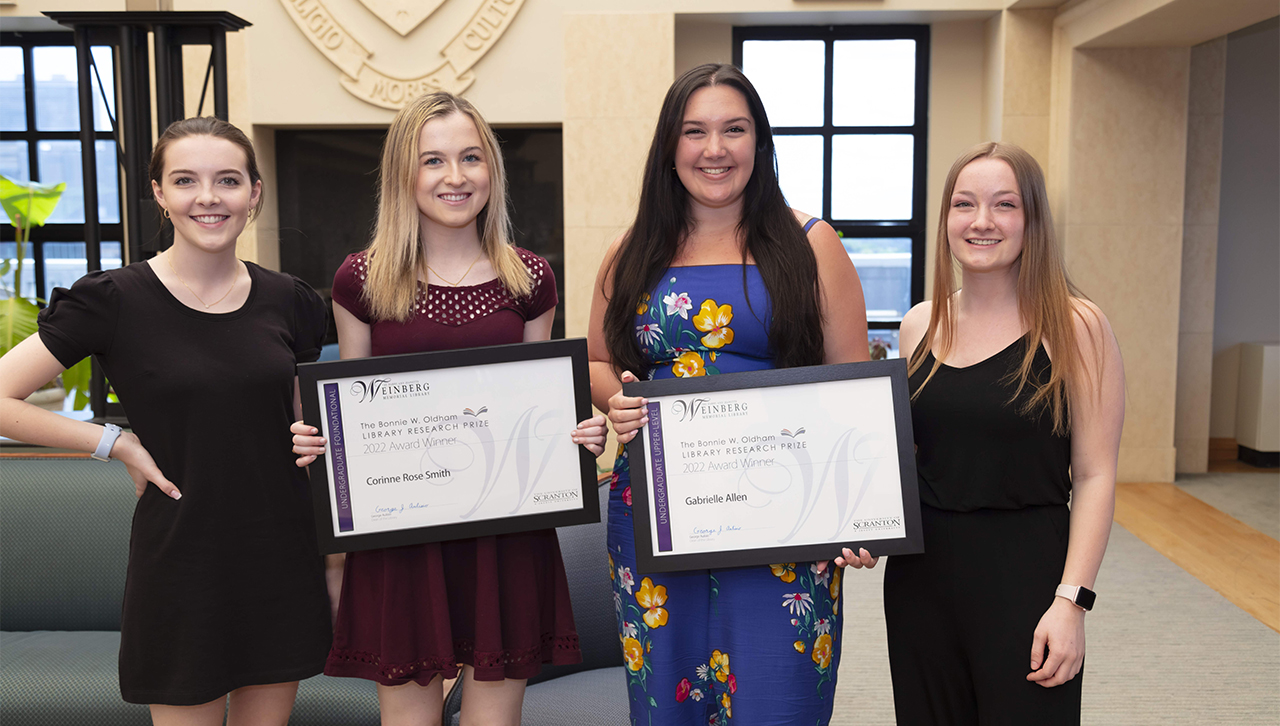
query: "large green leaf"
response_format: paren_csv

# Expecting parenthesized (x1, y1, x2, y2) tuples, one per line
(61, 357, 93, 410)
(0, 295, 40, 356)
(0, 175, 66, 229)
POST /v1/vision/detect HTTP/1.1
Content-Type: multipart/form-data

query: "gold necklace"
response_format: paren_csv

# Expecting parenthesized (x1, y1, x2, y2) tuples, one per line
(425, 250, 484, 287)
(166, 252, 241, 310)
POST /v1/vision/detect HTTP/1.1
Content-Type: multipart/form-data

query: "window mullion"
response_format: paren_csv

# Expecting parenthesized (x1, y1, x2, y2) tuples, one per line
(22, 42, 39, 184)
(822, 36, 834, 221)
(32, 237, 46, 302)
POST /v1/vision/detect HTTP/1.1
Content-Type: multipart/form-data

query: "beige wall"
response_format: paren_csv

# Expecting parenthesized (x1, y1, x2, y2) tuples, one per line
(1174, 38, 1226, 472)
(927, 20, 988, 296)
(1063, 46, 1190, 483)
(562, 13, 674, 339)
(675, 20, 733, 75)
(10, 0, 1275, 482)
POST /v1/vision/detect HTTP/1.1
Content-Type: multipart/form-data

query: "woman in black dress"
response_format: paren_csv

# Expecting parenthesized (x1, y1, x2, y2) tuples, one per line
(0, 117, 331, 724)
(842, 142, 1124, 724)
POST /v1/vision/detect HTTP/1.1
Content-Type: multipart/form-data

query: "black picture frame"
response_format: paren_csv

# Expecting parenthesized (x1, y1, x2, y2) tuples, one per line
(298, 338, 599, 554)
(623, 358, 922, 573)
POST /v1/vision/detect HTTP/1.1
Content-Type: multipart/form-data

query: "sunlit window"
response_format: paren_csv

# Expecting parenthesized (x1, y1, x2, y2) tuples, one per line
(0, 33, 122, 303)
(736, 25, 928, 343)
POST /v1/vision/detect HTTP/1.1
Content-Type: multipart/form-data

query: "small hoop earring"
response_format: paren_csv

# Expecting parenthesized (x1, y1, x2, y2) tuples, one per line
(161, 208, 170, 219)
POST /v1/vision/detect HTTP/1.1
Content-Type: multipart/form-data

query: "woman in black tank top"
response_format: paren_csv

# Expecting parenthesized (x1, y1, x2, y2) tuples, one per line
(845, 142, 1125, 725)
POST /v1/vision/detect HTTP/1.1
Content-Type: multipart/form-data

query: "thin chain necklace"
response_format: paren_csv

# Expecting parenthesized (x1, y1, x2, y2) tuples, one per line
(425, 249, 484, 287)
(166, 251, 241, 310)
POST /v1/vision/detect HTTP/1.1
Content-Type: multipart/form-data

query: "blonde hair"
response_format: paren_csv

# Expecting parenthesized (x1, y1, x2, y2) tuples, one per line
(363, 91, 531, 321)
(909, 142, 1098, 434)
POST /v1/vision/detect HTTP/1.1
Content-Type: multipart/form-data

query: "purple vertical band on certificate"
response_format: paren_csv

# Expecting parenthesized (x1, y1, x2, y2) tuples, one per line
(647, 401, 673, 553)
(324, 383, 355, 533)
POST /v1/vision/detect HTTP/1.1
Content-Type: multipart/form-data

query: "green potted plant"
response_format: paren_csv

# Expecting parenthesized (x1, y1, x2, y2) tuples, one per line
(0, 175, 92, 411)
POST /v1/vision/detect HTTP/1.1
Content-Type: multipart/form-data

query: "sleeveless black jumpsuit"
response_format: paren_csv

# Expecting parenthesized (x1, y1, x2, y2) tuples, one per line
(885, 337, 1082, 724)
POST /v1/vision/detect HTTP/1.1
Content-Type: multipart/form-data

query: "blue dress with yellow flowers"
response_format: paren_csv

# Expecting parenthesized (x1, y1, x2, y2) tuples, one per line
(607, 262, 844, 726)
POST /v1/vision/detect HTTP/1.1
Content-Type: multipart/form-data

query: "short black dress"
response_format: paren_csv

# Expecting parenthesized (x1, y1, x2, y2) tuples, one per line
(38, 261, 333, 706)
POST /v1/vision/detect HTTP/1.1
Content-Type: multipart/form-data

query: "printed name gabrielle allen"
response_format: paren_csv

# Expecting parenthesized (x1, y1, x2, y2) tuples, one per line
(685, 493, 749, 506)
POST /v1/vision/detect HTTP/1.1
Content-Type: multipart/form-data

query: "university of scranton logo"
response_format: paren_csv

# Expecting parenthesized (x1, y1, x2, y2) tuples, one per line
(278, 0, 526, 110)
(350, 377, 431, 403)
(532, 488, 581, 505)
(671, 397, 749, 423)
(462, 406, 488, 417)
(780, 427, 806, 438)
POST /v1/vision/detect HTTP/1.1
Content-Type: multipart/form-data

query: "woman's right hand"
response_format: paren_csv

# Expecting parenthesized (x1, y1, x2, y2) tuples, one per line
(291, 420, 327, 467)
(111, 432, 181, 500)
(606, 371, 649, 444)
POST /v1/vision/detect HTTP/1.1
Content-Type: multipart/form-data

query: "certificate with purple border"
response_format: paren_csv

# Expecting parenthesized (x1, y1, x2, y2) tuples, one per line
(298, 339, 599, 555)
(623, 359, 923, 573)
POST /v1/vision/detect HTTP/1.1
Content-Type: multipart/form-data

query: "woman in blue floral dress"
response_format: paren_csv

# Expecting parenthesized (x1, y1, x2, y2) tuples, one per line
(586, 64, 876, 726)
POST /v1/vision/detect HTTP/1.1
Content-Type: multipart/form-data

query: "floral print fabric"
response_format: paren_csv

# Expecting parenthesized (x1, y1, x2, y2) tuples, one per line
(607, 266, 844, 726)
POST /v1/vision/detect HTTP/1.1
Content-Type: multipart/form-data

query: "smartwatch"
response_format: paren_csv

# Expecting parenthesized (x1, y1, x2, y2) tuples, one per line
(91, 423, 123, 462)
(1055, 584, 1096, 611)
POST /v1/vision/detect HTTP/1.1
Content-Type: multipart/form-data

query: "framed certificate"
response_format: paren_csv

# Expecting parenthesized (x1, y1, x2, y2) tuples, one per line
(623, 359, 922, 573)
(298, 339, 599, 554)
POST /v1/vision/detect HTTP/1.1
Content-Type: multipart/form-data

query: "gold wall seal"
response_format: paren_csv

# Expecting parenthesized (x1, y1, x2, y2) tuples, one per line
(279, 0, 525, 110)
(357, 0, 446, 36)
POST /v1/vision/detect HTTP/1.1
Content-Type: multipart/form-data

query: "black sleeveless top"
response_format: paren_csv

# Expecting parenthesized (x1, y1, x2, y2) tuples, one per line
(908, 336, 1072, 512)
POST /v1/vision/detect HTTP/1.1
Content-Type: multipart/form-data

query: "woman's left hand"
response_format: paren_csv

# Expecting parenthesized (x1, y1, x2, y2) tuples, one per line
(1027, 597, 1086, 687)
(834, 547, 878, 569)
(571, 414, 608, 456)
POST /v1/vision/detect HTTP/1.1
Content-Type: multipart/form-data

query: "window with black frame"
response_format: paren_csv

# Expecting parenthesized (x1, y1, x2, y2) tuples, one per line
(0, 33, 123, 304)
(734, 25, 929, 358)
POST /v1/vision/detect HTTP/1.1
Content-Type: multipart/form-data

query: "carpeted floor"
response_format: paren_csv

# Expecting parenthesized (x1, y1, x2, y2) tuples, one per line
(831, 473, 1280, 725)
(1176, 472, 1279, 540)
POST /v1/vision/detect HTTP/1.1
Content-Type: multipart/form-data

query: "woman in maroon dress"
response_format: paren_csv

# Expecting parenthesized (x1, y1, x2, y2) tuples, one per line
(291, 92, 606, 725)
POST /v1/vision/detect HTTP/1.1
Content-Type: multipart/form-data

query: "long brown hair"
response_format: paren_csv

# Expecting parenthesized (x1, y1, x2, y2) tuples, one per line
(603, 63, 824, 376)
(364, 91, 530, 322)
(909, 142, 1096, 434)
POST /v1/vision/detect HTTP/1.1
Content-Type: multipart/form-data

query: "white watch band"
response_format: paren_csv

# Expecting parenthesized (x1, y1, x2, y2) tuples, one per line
(1056, 584, 1085, 610)
(91, 423, 122, 462)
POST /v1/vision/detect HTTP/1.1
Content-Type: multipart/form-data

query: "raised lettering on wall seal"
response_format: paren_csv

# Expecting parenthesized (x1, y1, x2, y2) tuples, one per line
(278, 0, 526, 110)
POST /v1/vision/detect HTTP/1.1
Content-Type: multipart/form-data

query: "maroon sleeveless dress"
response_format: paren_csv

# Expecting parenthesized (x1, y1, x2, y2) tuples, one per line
(324, 249, 581, 685)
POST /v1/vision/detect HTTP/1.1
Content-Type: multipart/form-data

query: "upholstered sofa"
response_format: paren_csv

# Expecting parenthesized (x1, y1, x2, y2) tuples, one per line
(0, 457, 625, 725)
(0, 456, 379, 725)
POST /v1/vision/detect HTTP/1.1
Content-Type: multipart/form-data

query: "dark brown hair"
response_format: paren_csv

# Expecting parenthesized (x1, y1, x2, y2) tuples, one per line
(603, 63, 824, 376)
(148, 116, 264, 219)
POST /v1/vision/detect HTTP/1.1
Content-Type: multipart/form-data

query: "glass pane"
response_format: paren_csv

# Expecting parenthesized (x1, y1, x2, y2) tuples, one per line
(33, 46, 78, 131)
(831, 134, 914, 221)
(102, 241, 123, 270)
(95, 140, 121, 223)
(43, 242, 88, 294)
(36, 140, 121, 224)
(741, 40, 825, 127)
(0, 242, 35, 300)
(0, 141, 31, 225)
(90, 46, 115, 131)
(33, 46, 113, 132)
(773, 135, 824, 219)
(0, 47, 26, 131)
(833, 40, 917, 127)
(868, 328, 901, 360)
(843, 237, 912, 322)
